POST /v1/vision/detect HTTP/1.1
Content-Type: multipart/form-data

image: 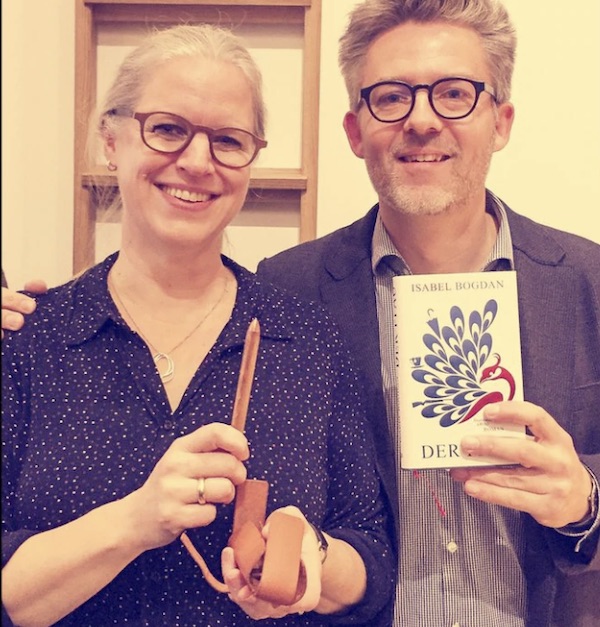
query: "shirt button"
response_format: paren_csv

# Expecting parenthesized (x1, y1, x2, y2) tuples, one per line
(451, 623, 460, 627)
(446, 541, 458, 553)
(162, 420, 175, 431)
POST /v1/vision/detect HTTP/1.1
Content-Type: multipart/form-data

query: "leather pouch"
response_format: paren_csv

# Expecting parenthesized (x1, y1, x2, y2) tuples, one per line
(227, 479, 305, 605)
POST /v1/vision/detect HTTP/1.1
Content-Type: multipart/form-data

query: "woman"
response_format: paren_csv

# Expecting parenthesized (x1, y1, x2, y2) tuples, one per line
(1, 24, 393, 626)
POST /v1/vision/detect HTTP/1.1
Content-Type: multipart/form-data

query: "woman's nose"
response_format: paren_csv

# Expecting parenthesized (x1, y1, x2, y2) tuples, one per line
(175, 132, 216, 175)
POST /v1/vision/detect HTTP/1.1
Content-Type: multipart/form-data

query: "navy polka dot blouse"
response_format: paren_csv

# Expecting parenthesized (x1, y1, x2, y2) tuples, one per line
(2, 254, 393, 626)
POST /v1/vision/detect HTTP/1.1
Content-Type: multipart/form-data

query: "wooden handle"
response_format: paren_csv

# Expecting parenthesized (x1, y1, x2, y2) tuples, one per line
(230, 318, 260, 432)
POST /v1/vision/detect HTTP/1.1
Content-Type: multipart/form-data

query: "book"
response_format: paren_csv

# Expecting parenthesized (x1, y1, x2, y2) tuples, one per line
(393, 271, 526, 469)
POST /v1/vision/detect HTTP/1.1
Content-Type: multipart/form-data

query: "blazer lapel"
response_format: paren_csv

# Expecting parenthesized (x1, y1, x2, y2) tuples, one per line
(318, 208, 400, 535)
(507, 207, 577, 430)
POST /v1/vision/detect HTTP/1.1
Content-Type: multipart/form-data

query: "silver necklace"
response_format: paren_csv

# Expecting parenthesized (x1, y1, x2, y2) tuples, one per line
(109, 272, 230, 383)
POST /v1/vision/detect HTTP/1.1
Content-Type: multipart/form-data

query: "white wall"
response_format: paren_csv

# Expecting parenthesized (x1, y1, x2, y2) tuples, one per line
(3, 1, 599, 289)
(2, 1, 75, 289)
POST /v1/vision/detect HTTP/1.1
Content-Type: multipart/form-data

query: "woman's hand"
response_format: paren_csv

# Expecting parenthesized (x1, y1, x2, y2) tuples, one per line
(124, 422, 249, 552)
(222, 506, 323, 619)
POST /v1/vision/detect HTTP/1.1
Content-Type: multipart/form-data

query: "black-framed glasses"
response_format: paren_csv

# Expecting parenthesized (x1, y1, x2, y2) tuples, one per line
(109, 109, 267, 168)
(359, 77, 497, 123)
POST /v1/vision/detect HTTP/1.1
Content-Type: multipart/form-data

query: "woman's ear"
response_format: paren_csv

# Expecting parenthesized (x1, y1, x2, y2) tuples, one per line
(100, 113, 120, 166)
(103, 125, 117, 165)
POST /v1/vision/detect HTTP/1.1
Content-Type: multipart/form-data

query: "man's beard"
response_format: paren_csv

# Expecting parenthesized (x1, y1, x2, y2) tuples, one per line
(367, 164, 456, 216)
(364, 136, 495, 217)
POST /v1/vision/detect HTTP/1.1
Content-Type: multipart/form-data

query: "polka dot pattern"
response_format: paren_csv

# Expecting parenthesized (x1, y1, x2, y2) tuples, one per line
(2, 253, 394, 626)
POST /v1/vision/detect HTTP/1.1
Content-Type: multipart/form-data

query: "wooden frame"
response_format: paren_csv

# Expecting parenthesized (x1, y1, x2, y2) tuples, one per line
(73, 0, 321, 273)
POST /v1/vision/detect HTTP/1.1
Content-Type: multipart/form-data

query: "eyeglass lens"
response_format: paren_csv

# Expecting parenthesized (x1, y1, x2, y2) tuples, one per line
(366, 78, 481, 122)
(140, 112, 259, 167)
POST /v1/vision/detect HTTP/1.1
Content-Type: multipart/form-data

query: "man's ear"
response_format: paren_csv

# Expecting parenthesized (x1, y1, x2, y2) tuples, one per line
(493, 101, 515, 153)
(343, 111, 366, 159)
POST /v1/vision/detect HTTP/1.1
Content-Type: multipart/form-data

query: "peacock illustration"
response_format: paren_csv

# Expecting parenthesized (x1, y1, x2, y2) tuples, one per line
(410, 299, 516, 427)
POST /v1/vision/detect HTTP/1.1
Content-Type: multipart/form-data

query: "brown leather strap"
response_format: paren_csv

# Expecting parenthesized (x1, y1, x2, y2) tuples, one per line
(253, 511, 305, 605)
(182, 481, 304, 604)
(228, 480, 269, 586)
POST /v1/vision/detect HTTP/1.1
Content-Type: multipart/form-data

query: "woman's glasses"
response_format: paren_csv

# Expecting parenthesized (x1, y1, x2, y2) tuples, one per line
(109, 109, 267, 168)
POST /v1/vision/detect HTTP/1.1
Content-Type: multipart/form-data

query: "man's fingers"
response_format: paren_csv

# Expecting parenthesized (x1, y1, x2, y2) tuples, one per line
(459, 433, 538, 468)
(483, 401, 568, 444)
(2, 310, 26, 332)
(2, 287, 37, 314)
(22, 280, 48, 294)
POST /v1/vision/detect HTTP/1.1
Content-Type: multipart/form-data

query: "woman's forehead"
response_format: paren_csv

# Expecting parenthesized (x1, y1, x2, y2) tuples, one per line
(137, 57, 255, 126)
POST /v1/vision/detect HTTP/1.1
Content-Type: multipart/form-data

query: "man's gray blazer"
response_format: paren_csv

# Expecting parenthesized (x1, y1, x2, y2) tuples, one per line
(257, 197, 600, 627)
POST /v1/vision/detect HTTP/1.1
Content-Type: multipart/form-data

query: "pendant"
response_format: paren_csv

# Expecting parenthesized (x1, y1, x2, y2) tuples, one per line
(154, 352, 175, 383)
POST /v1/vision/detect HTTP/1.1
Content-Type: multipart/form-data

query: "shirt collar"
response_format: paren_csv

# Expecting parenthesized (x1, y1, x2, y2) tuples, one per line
(64, 253, 120, 347)
(372, 190, 515, 276)
(64, 253, 294, 350)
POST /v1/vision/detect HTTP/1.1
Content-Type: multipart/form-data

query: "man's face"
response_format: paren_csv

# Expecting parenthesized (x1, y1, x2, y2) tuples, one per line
(343, 21, 514, 219)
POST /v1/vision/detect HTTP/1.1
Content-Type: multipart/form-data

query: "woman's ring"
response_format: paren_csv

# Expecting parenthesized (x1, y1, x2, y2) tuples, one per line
(197, 477, 207, 505)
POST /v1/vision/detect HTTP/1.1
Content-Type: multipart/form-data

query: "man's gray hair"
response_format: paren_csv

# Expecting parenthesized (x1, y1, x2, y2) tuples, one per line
(339, 0, 516, 110)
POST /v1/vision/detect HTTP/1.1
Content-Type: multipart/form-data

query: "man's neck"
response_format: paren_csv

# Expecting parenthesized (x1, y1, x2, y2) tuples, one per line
(380, 202, 498, 275)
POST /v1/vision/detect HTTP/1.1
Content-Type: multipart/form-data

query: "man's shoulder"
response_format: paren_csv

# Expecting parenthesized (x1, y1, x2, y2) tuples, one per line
(257, 207, 377, 291)
(261, 220, 354, 267)
(256, 234, 336, 302)
(505, 204, 600, 272)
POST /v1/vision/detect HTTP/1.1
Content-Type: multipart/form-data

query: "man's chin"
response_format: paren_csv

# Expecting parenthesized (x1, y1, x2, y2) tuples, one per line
(384, 186, 455, 217)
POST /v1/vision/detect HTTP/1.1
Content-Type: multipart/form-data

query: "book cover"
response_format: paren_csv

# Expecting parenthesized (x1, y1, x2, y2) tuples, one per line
(393, 271, 526, 469)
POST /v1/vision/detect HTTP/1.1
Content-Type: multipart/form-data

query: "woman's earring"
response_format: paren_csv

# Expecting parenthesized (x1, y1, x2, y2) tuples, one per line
(107, 161, 117, 172)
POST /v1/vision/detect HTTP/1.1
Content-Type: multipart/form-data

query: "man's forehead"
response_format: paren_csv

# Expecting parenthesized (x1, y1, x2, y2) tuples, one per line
(361, 21, 490, 85)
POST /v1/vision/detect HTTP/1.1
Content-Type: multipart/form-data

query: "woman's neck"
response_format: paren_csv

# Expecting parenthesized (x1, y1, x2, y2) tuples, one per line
(110, 246, 228, 306)
(107, 247, 237, 412)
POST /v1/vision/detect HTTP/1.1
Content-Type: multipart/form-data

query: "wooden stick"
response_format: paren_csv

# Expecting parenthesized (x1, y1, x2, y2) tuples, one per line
(180, 318, 261, 589)
(230, 318, 261, 433)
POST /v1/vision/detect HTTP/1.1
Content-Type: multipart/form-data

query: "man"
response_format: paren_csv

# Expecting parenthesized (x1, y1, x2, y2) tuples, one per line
(261, 1, 599, 626)
(3, 1, 599, 625)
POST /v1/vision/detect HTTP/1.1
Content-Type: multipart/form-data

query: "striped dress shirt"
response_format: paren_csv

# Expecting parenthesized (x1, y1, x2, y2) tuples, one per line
(372, 194, 527, 627)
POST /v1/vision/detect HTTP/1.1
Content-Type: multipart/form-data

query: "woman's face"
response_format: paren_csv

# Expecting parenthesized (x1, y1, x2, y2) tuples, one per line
(105, 55, 257, 256)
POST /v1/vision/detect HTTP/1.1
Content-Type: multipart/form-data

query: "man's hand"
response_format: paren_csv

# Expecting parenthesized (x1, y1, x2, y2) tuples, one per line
(1, 281, 47, 338)
(450, 401, 593, 528)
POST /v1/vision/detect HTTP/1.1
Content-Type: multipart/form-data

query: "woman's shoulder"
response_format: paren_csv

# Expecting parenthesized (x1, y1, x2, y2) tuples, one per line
(5, 261, 111, 345)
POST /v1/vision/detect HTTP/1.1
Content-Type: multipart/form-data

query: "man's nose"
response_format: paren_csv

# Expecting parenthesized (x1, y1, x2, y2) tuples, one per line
(403, 89, 444, 134)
